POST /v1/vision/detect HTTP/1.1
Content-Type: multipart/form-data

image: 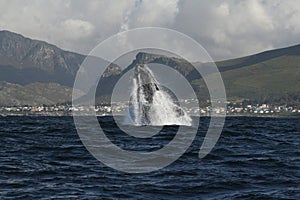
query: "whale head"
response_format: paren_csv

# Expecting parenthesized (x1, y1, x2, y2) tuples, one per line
(134, 65, 159, 104)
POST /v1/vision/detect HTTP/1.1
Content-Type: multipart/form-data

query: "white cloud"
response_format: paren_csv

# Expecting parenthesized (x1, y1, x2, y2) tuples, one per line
(131, 0, 179, 27)
(0, 0, 300, 60)
(174, 0, 300, 60)
(0, 0, 135, 54)
(61, 19, 95, 40)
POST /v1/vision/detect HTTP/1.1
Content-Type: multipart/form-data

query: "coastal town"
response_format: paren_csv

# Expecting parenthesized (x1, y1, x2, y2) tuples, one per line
(1, 100, 299, 117)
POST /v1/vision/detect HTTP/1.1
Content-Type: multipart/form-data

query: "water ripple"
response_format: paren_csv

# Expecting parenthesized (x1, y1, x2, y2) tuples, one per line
(0, 116, 299, 199)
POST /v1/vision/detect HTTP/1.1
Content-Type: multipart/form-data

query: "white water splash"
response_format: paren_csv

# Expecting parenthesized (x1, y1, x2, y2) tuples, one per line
(129, 65, 192, 126)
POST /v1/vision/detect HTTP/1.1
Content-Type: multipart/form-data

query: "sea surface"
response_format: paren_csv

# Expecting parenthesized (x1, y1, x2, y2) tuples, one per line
(0, 116, 299, 199)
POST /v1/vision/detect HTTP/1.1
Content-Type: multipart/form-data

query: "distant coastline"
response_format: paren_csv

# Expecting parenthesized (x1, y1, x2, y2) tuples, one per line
(1, 111, 299, 118)
(1, 101, 300, 118)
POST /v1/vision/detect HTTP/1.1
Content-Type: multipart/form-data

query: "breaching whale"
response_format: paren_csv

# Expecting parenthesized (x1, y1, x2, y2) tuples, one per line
(130, 64, 190, 126)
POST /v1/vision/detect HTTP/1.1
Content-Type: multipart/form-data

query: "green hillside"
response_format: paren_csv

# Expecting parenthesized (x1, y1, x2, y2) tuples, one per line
(222, 55, 300, 103)
(0, 82, 76, 106)
(192, 46, 300, 105)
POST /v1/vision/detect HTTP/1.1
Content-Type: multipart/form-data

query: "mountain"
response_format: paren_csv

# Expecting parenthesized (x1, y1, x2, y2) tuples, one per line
(0, 30, 300, 106)
(0, 30, 83, 86)
(0, 30, 121, 105)
(96, 46, 300, 105)
(210, 44, 300, 104)
(95, 52, 199, 100)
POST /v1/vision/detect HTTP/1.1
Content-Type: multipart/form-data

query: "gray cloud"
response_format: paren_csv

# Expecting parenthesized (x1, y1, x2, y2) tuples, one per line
(0, 0, 300, 60)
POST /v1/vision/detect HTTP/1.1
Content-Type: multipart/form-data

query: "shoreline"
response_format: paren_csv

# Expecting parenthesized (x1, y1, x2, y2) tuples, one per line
(1, 112, 300, 118)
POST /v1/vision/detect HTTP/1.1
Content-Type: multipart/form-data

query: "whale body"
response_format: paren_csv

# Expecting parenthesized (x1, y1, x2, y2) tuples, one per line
(130, 64, 187, 126)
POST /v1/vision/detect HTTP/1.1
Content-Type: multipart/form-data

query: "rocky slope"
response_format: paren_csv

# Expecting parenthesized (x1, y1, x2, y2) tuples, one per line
(0, 30, 121, 86)
(0, 30, 121, 105)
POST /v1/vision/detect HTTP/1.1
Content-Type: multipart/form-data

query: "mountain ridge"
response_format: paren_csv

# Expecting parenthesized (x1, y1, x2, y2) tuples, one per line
(0, 30, 121, 87)
(0, 30, 300, 105)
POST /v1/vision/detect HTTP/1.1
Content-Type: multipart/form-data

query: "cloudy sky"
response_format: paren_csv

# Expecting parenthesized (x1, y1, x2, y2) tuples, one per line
(0, 0, 300, 61)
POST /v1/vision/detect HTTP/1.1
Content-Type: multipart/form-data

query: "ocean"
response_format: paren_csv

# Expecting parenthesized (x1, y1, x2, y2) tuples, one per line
(0, 116, 299, 199)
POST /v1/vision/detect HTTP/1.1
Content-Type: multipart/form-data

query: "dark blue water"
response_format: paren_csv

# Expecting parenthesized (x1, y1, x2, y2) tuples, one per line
(0, 116, 299, 199)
